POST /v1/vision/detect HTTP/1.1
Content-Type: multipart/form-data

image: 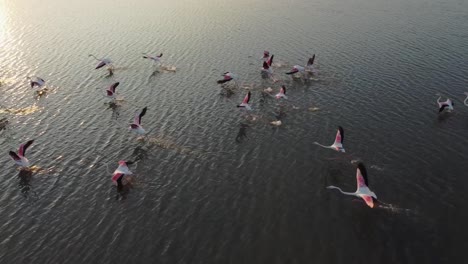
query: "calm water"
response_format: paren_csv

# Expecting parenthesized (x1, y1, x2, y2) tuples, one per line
(1, 0, 468, 263)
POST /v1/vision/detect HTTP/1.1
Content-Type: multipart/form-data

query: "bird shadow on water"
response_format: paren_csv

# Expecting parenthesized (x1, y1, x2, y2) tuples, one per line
(235, 123, 249, 143)
(17, 169, 39, 201)
(114, 183, 133, 201)
(436, 112, 454, 124)
(105, 101, 122, 118)
(103, 69, 114, 78)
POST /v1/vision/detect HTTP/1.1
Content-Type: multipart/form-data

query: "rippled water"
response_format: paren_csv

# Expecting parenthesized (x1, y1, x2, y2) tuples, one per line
(1, 0, 468, 263)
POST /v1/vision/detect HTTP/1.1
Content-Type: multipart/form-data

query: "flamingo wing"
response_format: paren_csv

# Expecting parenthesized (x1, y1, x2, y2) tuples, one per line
(286, 67, 298, 75)
(9, 151, 21, 161)
(110, 82, 119, 93)
(267, 54, 274, 66)
(242, 92, 251, 104)
(18, 140, 34, 157)
(308, 54, 315, 66)
(439, 104, 448, 112)
(333, 126, 344, 145)
(95, 61, 106, 69)
(134, 107, 147, 125)
(112, 172, 124, 182)
(356, 163, 369, 190)
(361, 195, 375, 208)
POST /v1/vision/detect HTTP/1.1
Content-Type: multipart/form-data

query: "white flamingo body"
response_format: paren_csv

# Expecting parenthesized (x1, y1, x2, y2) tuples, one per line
(113, 161, 133, 175)
(275, 85, 288, 99)
(28, 77, 45, 88)
(314, 126, 345, 153)
(437, 96, 454, 112)
(9, 140, 34, 168)
(327, 163, 377, 208)
(112, 161, 133, 187)
(463, 92, 468, 106)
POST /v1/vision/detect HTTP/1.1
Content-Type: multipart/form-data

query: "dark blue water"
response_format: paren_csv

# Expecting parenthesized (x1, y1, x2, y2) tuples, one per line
(0, 0, 467, 263)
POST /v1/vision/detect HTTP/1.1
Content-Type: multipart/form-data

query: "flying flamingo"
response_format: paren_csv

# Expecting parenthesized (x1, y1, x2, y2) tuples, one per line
(130, 107, 147, 135)
(237, 91, 252, 110)
(437, 96, 454, 112)
(106, 82, 120, 99)
(111, 160, 133, 188)
(9, 140, 34, 168)
(326, 163, 378, 208)
(89, 54, 113, 72)
(217, 72, 237, 85)
(314, 126, 345, 152)
(275, 85, 287, 99)
(142, 53, 163, 65)
(27, 76, 45, 88)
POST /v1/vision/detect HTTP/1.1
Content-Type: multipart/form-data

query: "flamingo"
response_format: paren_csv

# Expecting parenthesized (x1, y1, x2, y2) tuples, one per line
(111, 160, 133, 188)
(89, 54, 113, 70)
(437, 96, 454, 112)
(143, 53, 163, 64)
(463, 92, 468, 106)
(314, 126, 345, 153)
(275, 85, 287, 99)
(9, 140, 34, 168)
(130, 107, 147, 135)
(326, 163, 377, 208)
(106, 82, 120, 99)
(27, 76, 45, 88)
(237, 91, 252, 110)
(217, 72, 237, 85)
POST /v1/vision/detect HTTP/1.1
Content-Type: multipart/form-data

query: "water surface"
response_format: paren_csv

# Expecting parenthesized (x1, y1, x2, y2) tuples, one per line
(1, 0, 468, 263)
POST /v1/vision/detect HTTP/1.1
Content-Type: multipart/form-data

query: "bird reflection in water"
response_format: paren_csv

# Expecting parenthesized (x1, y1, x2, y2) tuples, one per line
(115, 179, 133, 201)
(18, 169, 38, 200)
(0, 117, 8, 131)
(235, 123, 249, 143)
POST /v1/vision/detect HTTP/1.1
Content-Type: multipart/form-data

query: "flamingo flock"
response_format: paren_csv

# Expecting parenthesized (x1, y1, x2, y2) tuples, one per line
(5, 47, 468, 210)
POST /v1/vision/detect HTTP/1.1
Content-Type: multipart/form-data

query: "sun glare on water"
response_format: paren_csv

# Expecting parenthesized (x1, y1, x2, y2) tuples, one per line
(0, 2, 7, 47)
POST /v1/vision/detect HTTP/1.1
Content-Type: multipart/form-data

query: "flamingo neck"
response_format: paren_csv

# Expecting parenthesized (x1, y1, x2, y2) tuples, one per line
(327, 186, 356, 196)
(314, 142, 332, 149)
